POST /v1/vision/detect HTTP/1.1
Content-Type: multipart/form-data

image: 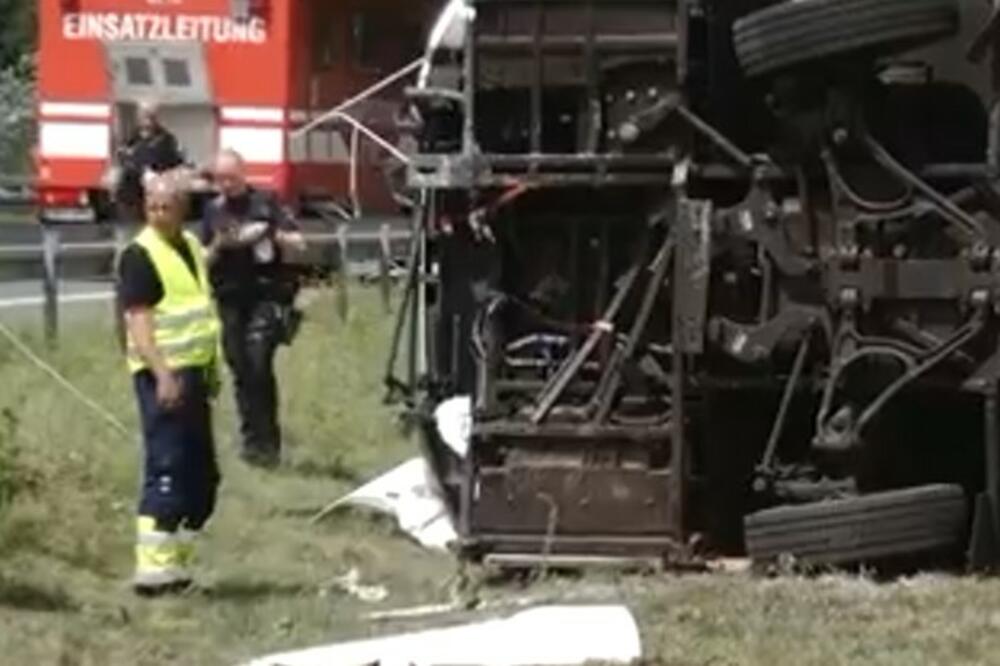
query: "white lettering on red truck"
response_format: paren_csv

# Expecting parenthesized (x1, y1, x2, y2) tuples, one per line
(62, 13, 267, 44)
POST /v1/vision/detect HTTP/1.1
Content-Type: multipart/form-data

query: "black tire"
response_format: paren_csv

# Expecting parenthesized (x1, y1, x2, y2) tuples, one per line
(745, 484, 967, 567)
(733, 0, 960, 77)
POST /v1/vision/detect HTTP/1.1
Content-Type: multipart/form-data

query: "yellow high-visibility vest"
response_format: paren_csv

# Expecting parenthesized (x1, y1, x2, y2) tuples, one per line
(125, 227, 220, 374)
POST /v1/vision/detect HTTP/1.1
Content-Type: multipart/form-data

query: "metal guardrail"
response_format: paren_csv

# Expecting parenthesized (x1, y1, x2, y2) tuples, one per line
(0, 173, 31, 187)
(0, 173, 33, 208)
(0, 228, 412, 261)
(5, 222, 413, 347)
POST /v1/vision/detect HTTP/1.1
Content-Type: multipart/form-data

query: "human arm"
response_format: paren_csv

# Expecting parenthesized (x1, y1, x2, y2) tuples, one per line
(125, 307, 183, 409)
(272, 201, 306, 253)
(224, 193, 297, 249)
(117, 246, 182, 408)
(202, 203, 240, 264)
(275, 227, 306, 253)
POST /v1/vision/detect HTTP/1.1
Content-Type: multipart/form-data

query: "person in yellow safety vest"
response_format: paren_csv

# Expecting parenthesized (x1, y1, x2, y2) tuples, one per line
(117, 174, 222, 596)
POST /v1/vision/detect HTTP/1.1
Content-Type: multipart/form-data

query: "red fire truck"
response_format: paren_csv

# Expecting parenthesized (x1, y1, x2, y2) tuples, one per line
(35, 0, 435, 223)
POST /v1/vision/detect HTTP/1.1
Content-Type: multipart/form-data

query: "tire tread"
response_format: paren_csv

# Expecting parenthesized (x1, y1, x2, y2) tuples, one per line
(745, 485, 967, 566)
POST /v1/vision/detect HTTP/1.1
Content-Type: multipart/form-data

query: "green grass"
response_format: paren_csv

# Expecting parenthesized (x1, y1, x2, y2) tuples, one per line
(0, 288, 453, 665)
(3, 287, 1000, 665)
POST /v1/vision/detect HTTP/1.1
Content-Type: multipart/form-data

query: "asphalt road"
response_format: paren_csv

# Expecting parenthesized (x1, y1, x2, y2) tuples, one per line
(0, 279, 114, 308)
(0, 279, 114, 328)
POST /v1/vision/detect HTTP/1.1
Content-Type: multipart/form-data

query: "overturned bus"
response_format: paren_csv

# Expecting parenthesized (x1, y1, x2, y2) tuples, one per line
(386, 0, 1000, 569)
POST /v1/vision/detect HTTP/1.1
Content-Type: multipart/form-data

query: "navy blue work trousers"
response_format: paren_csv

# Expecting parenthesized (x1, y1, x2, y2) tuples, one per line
(134, 367, 220, 531)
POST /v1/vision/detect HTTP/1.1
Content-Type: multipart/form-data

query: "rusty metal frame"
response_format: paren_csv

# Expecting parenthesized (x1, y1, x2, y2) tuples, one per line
(395, 0, 1000, 568)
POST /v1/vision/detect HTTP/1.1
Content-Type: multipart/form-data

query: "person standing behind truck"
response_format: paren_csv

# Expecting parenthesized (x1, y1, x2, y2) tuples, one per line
(202, 149, 306, 468)
(113, 100, 187, 222)
(118, 174, 222, 596)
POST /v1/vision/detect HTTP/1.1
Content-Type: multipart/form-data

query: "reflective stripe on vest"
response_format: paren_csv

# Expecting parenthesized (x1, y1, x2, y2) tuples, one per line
(156, 303, 215, 329)
(125, 227, 220, 374)
(126, 330, 219, 366)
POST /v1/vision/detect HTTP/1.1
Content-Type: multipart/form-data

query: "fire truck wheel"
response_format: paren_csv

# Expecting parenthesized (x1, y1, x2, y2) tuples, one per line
(732, 0, 959, 77)
(744, 484, 967, 568)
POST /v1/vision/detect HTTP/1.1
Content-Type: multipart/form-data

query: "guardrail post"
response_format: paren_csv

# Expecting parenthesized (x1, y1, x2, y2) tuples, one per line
(335, 222, 350, 321)
(41, 223, 60, 348)
(379, 222, 392, 314)
(112, 224, 131, 352)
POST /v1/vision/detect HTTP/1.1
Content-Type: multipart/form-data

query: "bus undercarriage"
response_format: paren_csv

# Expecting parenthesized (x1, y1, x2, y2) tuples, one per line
(388, 0, 1000, 569)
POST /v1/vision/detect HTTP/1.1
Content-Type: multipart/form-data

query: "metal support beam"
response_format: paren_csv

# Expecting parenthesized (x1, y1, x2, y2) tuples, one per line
(591, 232, 674, 423)
(969, 382, 1000, 571)
(667, 189, 700, 537)
(530, 248, 646, 424)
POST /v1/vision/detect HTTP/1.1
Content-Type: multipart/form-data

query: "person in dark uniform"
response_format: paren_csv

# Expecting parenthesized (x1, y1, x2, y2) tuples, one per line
(202, 149, 305, 468)
(115, 101, 186, 222)
(118, 174, 221, 595)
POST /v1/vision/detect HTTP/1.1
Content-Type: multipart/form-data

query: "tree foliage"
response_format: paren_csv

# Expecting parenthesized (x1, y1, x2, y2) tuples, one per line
(0, 0, 36, 172)
(0, 55, 35, 174)
(0, 0, 36, 70)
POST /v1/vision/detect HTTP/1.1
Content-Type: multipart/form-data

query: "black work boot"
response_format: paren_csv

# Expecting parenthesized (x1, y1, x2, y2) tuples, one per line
(239, 446, 280, 469)
(133, 578, 193, 598)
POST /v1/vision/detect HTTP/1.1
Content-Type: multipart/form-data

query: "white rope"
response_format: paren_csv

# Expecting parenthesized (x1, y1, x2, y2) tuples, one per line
(0, 321, 132, 438)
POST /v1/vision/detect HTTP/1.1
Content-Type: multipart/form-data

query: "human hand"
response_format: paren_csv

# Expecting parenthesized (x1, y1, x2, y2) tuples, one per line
(237, 221, 270, 245)
(155, 369, 184, 410)
(276, 229, 307, 253)
(212, 219, 241, 249)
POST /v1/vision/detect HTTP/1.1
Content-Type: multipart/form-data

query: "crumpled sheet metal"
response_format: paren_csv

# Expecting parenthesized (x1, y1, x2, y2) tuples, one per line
(328, 396, 471, 551)
(329, 457, 458, 551)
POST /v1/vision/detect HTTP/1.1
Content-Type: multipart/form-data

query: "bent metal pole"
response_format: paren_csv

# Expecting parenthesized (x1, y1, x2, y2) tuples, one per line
(291, 58, 426, 139)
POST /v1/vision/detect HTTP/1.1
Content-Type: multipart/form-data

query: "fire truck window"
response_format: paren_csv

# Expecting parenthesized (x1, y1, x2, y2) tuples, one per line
(125, 57, 153, 86)
(311, 3, 337, 70)
(351, 13, 373, 67)
(351, 12, 421, 71)
(163, 59, 192, 88)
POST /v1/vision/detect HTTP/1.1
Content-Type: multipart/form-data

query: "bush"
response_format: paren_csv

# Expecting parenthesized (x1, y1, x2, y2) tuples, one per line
(0, 55, 35, 175)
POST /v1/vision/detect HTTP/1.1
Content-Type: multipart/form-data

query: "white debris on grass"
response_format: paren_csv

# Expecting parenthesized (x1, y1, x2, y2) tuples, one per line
(322, 395, 472, 551)
(243, 605, 642, 666)
(705, 557, 753, 574)
(364, 601, 465, 622)
(327, 568, 389, 604)
(327, 457, 458, 551)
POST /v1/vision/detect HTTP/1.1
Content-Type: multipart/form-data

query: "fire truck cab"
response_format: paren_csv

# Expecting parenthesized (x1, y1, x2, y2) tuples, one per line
(36, 0, 434, 223)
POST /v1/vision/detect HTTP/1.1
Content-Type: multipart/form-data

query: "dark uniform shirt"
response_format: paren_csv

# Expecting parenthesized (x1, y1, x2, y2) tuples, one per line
(117, 235, 198, 309)
(200, 187, 298, 304)
(116, 126, 185, 207)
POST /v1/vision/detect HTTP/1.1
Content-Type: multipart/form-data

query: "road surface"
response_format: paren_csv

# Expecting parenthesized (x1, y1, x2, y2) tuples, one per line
(0, 279, 114, 328)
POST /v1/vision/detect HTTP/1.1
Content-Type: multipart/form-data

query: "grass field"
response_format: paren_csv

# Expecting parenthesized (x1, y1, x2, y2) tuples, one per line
(3, 287, 1000, 665)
